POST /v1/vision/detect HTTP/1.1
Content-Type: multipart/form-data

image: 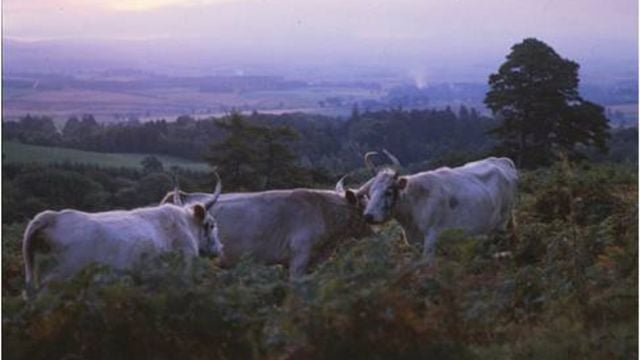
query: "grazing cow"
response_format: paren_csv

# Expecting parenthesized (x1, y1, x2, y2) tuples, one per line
(359, 150, 518, 261)
(161, 178, 372, 279)
(23, 174, 223, 291)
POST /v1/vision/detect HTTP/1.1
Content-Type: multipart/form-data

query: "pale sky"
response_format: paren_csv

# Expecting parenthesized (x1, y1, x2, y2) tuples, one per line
(3, 0, 638, 79)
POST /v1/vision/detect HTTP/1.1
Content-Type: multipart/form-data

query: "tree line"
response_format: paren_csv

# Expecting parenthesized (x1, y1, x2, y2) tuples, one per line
(2, 106, 497, 171)
(2, 162, 217, 224)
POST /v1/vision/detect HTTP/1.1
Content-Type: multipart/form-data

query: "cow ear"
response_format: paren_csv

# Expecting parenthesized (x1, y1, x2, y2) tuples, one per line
(345, 190, 358, 205)
(397, 177, 408, 190)
(192, 204, 206, 222)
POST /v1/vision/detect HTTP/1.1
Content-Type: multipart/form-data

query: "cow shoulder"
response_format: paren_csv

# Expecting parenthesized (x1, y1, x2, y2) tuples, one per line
(403, 173, 444, 209)
(405, 174, 431, 198)
(289, 190, 340, 227)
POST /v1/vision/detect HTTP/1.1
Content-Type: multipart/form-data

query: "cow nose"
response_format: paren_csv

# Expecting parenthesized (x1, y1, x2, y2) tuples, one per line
(364, 214, 374, 223)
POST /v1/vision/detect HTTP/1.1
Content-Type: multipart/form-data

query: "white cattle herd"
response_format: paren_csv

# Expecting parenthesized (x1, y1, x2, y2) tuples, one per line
(22, 151, 518, 291)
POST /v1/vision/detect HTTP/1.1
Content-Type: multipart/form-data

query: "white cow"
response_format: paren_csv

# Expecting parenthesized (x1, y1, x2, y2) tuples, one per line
(360, 151, 518, 262)
(23, 175, 222, 291)
(161, 178, 372, 279)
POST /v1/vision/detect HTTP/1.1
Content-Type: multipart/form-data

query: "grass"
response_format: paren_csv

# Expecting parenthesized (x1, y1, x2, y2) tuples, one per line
(2, 141, 210, 172)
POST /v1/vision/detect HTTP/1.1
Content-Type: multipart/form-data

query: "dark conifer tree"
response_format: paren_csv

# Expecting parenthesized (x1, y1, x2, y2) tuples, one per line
(485, 38, 610, 167)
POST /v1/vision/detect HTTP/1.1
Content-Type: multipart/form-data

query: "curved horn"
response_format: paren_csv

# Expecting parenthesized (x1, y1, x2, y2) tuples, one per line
(382, 149, 402, 170)
(335, 175, 347, 193)
(364, 151, 378, 174)
(205, 171, 222, 210)
(355, 176, 376, 196)
(172, 173, 183, 206)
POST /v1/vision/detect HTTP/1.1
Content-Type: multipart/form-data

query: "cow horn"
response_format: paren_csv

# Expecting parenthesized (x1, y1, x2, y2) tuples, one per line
(335, 175, 347, 193)
(382, 149, 402, 171)
(172, 173, 183, 206)
(364, 151, 378, 174)
(355, 176, 375, 197)
(205, 171, 222, 210)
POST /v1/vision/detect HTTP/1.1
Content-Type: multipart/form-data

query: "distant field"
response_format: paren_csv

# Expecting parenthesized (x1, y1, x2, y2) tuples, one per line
(2, 142, 210, 172)
(1, 85, 379, 123)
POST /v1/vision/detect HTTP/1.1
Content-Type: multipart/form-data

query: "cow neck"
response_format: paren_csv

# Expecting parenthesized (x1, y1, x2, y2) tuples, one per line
(393, 190, 412, 225)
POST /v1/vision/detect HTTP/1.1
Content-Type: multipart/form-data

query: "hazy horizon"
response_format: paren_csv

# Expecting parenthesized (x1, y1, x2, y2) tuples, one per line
(3, 0, 638, 83)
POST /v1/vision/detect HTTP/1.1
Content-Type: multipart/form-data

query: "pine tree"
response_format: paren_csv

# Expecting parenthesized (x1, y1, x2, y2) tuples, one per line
(257, 125, 301, 188)
(485, 38, 610, 167)
(206, 113, 261, 190)
(205, 113, 306, 190)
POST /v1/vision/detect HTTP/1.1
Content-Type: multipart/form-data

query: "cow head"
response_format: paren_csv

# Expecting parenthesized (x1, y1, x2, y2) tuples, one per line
(361, 150, 408, 224)
(336, 175, 360, 203)
(336, 175, 374, 237)
(192, 203, 222, 256)
(185, 172, 224, 256)
(336, 175, 369, 209)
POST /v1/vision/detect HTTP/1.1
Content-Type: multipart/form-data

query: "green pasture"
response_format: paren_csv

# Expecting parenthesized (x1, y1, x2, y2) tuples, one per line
(2, 142, 210, 172)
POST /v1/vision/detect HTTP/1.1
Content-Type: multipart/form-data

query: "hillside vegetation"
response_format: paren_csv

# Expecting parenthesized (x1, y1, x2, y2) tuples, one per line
(3, 162, 637, 359)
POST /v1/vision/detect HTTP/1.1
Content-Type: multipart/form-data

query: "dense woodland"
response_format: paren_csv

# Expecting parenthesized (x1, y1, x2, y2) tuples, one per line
(2, 106, 496, 169)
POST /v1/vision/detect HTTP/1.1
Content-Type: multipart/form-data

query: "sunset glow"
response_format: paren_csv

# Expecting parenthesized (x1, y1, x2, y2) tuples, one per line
(105, 0, 235, 12)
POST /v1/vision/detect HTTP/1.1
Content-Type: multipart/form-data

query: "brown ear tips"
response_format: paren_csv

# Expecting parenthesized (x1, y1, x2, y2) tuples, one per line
(397, 177, 408, 190)
(193, 204, 206, 221)
(345, 190, 358, 205)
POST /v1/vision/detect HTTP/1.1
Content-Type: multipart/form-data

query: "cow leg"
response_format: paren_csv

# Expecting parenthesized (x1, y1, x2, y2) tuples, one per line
(402, 225, 424, 247)
(423, 229, 439, 263)
(184, 254, 194, 277)
(178, 246, 198, 279)
(289, 251, 311, 280)
(497, 206, 513, 232)
(289, 239, 312, 280)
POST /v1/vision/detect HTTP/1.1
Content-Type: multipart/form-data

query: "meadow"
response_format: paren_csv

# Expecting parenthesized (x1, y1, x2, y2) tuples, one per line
(2, 141, 210, 172)
(2, 161, 637, 359)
